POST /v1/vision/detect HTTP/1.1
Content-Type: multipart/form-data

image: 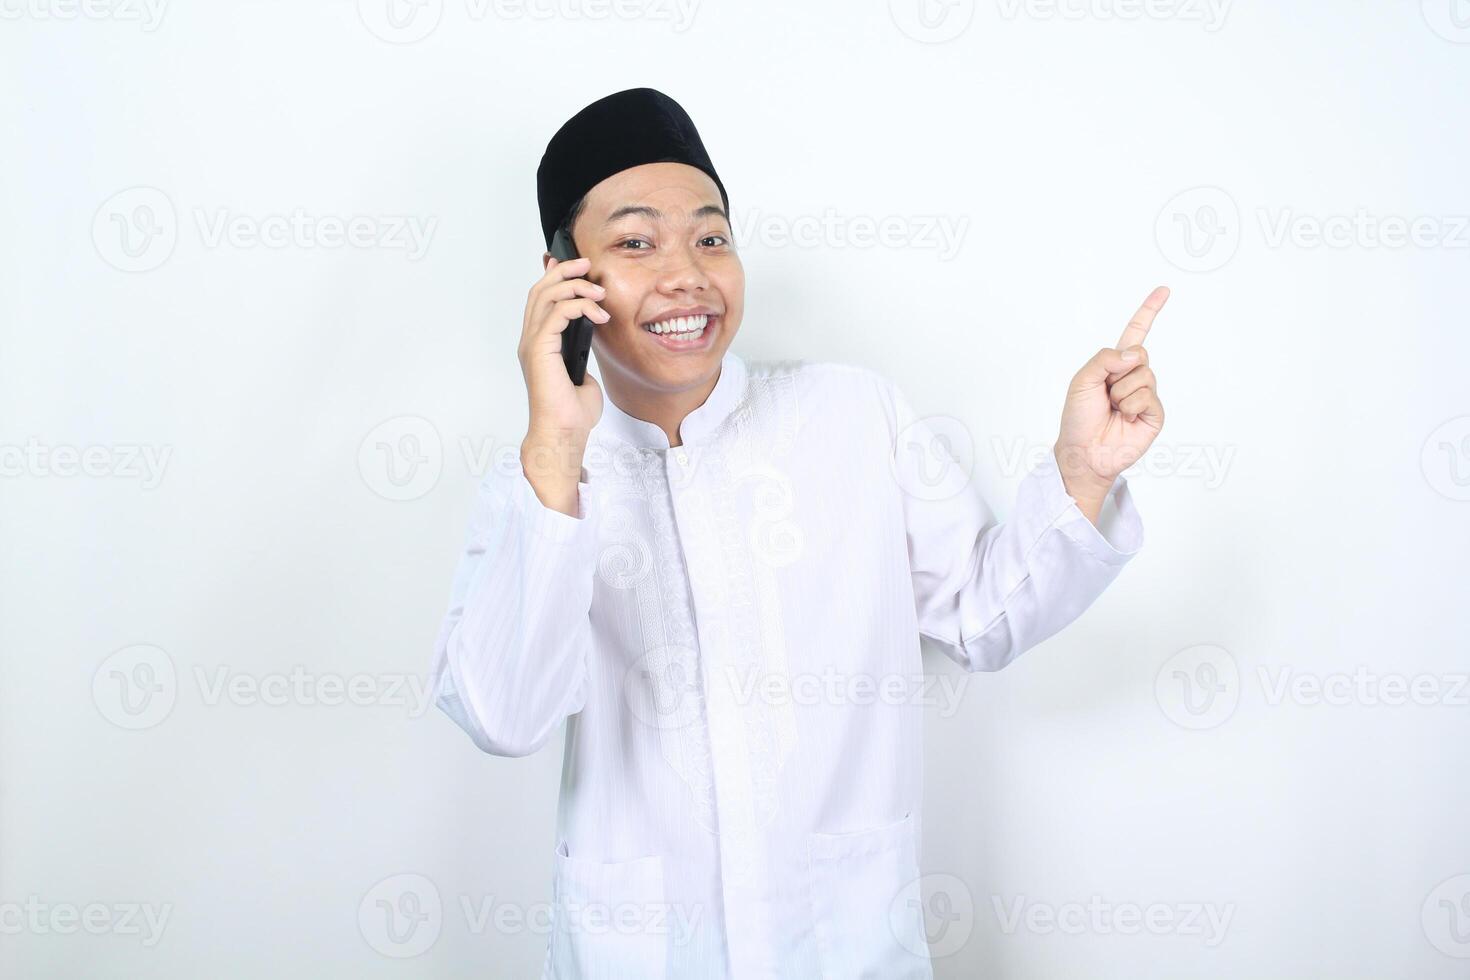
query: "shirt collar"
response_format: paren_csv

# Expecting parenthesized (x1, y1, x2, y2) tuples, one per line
(591, 350, 748, 450)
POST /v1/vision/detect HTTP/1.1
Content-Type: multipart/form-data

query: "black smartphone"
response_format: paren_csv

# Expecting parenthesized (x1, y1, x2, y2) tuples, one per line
(549, 227, 595, 386)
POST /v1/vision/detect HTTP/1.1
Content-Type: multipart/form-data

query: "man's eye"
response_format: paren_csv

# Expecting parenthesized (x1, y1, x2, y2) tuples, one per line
(616, 239, 651, 250)
(700, 235, 729, 247)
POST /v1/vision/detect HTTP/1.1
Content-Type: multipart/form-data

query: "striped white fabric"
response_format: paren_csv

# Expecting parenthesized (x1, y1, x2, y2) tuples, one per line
(429, 350, 1143, 979)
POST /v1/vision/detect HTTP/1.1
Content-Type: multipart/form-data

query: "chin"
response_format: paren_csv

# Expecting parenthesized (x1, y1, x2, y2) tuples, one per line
(643, 354, 720, 391)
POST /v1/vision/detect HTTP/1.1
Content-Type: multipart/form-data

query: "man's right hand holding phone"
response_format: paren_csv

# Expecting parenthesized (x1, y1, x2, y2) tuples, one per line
(517, 255, 609, 517)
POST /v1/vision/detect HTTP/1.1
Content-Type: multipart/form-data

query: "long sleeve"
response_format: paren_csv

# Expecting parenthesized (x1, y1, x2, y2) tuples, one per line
(884, 377, 1144, 672)
(428, 461, 599, 757)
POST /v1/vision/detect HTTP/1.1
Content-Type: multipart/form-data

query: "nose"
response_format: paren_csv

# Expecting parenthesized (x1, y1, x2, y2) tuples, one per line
(653, 240, 710, 294)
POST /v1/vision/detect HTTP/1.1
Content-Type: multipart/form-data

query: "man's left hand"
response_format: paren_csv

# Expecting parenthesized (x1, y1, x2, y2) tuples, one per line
(1053, 286, 1169, 520)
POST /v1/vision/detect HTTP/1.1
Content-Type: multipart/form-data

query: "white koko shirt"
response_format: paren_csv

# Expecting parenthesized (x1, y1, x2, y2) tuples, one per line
(429, 350, 1143, 980)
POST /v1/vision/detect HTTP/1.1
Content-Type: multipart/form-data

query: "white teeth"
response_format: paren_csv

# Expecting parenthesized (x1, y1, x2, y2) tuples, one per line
(644, 314, 709, 335)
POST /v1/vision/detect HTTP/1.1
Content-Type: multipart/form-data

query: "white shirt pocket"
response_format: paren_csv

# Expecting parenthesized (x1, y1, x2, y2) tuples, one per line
(808, 811, 933, 980)
(545, 842, 669, 980)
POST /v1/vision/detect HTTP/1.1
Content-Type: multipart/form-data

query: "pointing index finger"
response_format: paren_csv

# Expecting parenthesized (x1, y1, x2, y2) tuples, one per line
(1117, 285, 1170, 350)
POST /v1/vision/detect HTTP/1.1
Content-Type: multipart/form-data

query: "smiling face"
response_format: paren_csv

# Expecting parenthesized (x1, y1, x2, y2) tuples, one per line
(562, 161, 743, 400)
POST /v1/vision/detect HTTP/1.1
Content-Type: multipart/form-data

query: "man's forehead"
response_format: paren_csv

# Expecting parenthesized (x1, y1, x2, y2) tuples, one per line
(598, 202, 729, 227)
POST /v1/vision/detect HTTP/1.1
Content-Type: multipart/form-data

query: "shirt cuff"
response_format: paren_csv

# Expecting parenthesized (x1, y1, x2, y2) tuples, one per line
(507, 463, 594, 545)
(1025, 452, 1144, 566)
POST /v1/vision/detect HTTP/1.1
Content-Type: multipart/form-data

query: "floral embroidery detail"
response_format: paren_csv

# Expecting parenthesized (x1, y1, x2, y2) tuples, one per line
(584, 367, 803, 877)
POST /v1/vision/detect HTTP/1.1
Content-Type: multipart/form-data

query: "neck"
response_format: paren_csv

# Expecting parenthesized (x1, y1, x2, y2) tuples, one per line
(601, 361, 722, 449)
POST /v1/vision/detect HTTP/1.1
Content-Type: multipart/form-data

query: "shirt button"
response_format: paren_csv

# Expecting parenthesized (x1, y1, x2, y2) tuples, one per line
(675, 450, 688, 466)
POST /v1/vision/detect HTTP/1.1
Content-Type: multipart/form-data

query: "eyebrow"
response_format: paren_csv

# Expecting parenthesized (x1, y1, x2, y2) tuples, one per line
(602, 204, 729, 227)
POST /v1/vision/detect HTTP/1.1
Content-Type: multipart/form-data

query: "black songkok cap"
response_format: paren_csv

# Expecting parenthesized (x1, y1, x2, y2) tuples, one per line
(536, 88, 729, 251)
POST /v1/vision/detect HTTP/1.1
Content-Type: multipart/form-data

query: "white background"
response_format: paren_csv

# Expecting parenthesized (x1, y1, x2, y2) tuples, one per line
(3, 1, 1469, 977)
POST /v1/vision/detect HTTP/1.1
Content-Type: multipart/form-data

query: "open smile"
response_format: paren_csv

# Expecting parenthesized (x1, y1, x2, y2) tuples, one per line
(640, 312, 718, 351)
